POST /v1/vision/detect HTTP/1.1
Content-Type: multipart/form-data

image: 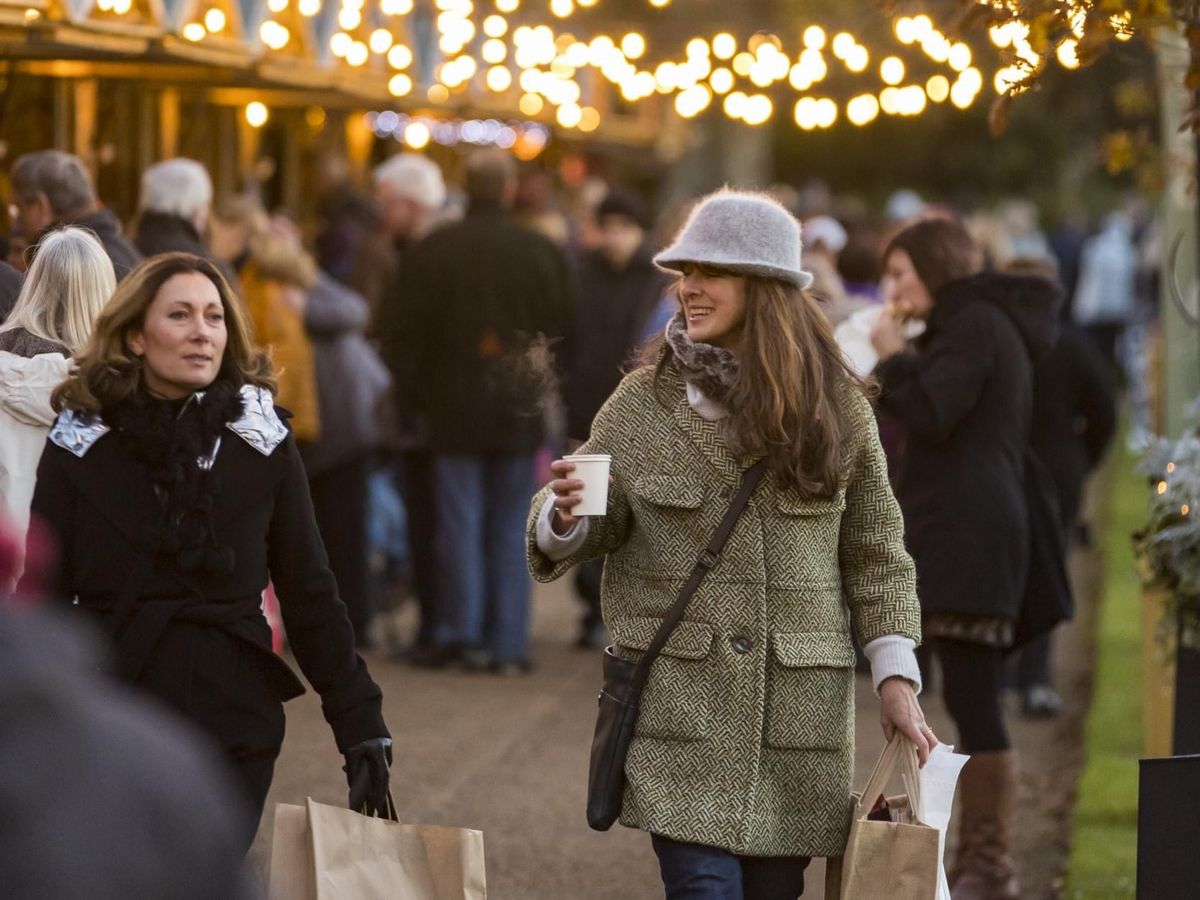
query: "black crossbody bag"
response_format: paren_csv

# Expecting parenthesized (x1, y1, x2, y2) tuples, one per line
(586, 459, 768, 831)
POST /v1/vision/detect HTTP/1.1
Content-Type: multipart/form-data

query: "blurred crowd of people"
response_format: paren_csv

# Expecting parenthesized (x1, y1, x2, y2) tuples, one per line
(0, 142, 1144, 894)
(0, 147, 1141, 679)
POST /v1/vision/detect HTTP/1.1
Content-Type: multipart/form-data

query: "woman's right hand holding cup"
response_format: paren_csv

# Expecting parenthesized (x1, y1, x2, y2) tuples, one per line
(549, 459, 585, 535)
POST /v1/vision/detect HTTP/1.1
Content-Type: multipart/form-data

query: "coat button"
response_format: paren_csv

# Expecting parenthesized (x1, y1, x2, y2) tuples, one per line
(730, 634, 754, 654)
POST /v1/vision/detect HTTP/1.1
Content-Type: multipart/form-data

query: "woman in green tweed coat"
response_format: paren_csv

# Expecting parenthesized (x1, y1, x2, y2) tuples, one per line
(527, 191, 936, 900)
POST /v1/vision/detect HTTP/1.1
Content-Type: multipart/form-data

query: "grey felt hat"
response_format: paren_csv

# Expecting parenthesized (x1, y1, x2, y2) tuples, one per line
(653, 190, 814, 289)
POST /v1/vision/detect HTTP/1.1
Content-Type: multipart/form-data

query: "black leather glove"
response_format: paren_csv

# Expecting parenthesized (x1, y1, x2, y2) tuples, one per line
(343, 737, 392, 817)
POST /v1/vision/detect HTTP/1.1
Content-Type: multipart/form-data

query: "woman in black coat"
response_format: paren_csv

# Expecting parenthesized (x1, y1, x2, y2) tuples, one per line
(21, 253, 392, 850)
(869, 218, 1059, 900)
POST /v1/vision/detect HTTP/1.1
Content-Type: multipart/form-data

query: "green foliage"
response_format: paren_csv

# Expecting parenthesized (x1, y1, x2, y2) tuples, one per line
(1134, 406, 1200, 647)
(1065, 435, 1142, 898)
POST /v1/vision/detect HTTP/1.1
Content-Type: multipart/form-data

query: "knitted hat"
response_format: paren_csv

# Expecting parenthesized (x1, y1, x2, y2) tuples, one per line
(653, 190, 814, 289)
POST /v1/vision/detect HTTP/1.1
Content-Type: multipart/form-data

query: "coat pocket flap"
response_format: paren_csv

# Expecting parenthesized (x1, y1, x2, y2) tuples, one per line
(776, 489, 846, 516)
(610, 616, 714, 660)
(632, 474, 705, 509)
(772, 632, 855, 668)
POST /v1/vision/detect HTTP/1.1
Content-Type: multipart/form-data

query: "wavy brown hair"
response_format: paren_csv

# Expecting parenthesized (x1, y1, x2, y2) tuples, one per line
(53, 252, 275, 413)
(654, 274, 872, 497)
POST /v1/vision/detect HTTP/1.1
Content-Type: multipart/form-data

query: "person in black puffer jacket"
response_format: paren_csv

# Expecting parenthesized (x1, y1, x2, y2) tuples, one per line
(870, 216, 1061, 900)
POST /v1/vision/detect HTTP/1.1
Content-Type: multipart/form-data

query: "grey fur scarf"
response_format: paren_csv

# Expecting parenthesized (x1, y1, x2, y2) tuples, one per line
(665, 313, 740, 402)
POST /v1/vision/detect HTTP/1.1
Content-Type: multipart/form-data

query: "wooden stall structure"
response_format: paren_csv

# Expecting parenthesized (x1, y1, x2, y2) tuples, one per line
(0, 0, 664, 228)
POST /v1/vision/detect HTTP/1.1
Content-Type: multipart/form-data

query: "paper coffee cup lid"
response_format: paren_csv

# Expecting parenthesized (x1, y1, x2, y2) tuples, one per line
(568, 453, 611, 462)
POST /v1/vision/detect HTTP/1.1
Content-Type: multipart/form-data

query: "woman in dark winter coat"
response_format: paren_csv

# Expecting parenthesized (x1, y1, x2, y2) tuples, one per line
(870, 218, 1060, 900)
(20, 253, 392, 850)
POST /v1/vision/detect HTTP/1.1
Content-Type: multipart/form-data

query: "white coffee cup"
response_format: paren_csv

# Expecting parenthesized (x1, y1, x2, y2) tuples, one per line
(568, 453, 612, 516)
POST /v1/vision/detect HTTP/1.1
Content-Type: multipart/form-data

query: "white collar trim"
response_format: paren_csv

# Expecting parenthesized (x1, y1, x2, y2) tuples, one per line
(226, 384, 288, 455)
(48, 384, 287, 459)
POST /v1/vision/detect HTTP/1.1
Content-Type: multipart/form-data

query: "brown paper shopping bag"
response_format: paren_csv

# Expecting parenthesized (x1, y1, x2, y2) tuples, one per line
(309, 798, 485, 900)
(268, 803, 317, 900)
(825, 735, 940, 900)
(267, 798, 486, 900)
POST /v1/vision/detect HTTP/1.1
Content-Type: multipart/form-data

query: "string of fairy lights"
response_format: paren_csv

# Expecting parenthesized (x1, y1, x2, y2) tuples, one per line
(40, 0, 1140, 137)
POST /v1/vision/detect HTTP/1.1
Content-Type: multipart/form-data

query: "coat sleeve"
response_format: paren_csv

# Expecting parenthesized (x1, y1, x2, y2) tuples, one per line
(267, 434, 388, 752)
(304, 274, 370, 338)
(838, 392, 922, 647)
(874, 305, 994, 443)
(525, 374, 639, 582)
(19, 442, 76, 602)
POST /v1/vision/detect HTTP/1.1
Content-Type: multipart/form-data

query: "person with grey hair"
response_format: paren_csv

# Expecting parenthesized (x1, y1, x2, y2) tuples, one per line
(133, 159, 213, 261)
(402, 148, 573, 673)
(9, 150, 141, 280)
(350, 152, 447, 329)
(358, 153, 447, 660)
(133, 158, 239, 293)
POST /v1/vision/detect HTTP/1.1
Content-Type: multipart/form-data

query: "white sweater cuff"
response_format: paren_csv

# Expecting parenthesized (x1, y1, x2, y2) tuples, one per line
(535, 495, 591, 561)
(864, 635, 922, 695)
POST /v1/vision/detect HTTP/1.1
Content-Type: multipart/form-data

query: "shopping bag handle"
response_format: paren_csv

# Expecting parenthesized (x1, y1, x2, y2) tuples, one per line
(358, 791, 400, 823)
(855, 733, 922, 821)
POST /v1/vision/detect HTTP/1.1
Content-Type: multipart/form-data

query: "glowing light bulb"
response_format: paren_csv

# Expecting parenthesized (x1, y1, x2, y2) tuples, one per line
(388, 73, 413, 96)
(926, 74, 950, 103)
(388, 43, 412, 68)
(205, 8, 226, 31)
(1056, 39, 1080, 69)
(404, 122, 431, 149)
(947, 43, 972, 72)
(846, 93, 879, 126)
(370, 28, 394, 53)
(713, 33, 736, 60)
(709, 67, 734, 94)
(557, 103, 583, 128)
(880, 56, 904, 86)
(245, 102, 269, 127)
(486, 65, 512, 91)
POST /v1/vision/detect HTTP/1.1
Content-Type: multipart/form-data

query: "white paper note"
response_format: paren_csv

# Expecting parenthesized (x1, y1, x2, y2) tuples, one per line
(918, 744, 971, 900)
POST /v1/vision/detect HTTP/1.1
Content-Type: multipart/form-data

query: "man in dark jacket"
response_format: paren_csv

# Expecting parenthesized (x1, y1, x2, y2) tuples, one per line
(566, 188, 669, 648)
(403, 149, 573, 673)
(132, 158, 240, 292)
(10, 150, 141, 279)
(369, 153, 447, 660)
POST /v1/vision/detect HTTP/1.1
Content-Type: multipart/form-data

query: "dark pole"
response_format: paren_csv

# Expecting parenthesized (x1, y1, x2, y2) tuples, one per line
(1171, 84, 1200, 755)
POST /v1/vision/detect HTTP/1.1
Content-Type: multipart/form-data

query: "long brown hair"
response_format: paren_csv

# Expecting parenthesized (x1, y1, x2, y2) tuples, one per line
(655, 275, 872, 497)
(53, 252, 275, 413)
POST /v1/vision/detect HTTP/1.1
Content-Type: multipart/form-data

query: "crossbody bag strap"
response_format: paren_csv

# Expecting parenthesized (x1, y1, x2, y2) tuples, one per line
(631, 458, 768, 690)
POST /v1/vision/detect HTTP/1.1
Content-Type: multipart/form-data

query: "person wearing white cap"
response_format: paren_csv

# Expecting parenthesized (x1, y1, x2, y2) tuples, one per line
(527, 189, 933, 899)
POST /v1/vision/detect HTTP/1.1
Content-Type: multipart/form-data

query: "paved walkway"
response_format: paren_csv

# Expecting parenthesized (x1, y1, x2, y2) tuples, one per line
(251, 534, 1097, 899)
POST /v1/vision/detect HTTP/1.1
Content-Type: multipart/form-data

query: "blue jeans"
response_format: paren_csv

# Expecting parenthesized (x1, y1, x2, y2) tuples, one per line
(432, 453, 535, 663)
(651, 835, 810, 900)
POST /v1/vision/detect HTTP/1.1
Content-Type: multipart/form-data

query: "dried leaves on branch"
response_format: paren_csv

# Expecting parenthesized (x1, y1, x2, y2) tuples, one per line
(877, 2, 1182, 131)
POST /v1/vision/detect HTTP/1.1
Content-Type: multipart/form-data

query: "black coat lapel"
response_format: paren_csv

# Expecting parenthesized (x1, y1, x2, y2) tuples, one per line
(209, 433, 286, 528)
(65, 436, 163, 547)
